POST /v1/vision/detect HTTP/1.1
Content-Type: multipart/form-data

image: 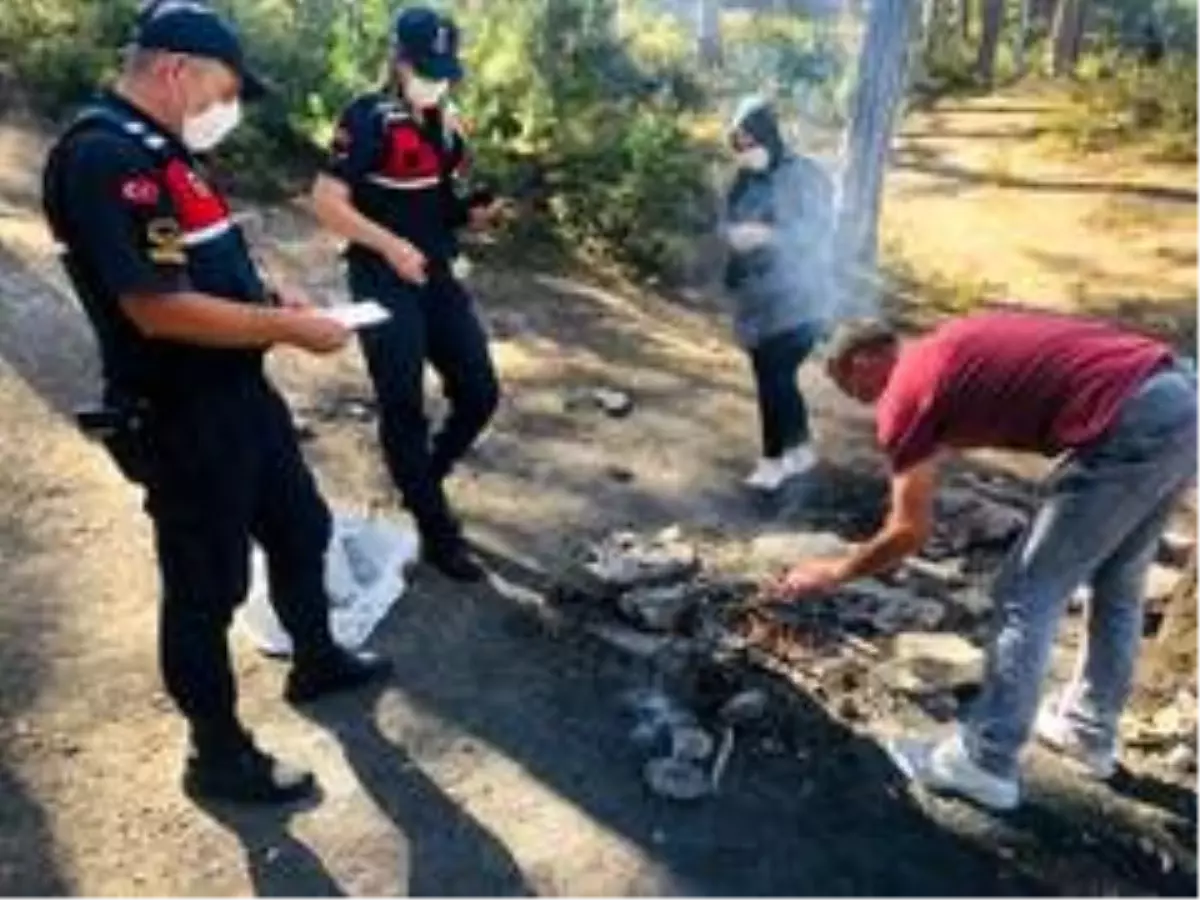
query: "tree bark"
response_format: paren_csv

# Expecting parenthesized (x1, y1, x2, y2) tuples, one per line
(976, 0, 1005, 85)
(697, 0, 722, 68)
(1014, 0, 1032, 74)
(921, 0, 952, 52)
(836, 0, 913, 280)
(1049, 0, 1088, 77)
(1032, 0, 1059, 27)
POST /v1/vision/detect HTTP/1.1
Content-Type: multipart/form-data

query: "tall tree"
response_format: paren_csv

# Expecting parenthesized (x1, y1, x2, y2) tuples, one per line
(976, 0, 1005, 84)
(1013, 0, 1032, 74)
(921, 0, 952, 53)
(1049, 0, 1088, 76)
(697, 0, 721, 67)
(1032, 0, 1059, 26)
(958, 0, 972, 40)
(836, 0, 913, 277)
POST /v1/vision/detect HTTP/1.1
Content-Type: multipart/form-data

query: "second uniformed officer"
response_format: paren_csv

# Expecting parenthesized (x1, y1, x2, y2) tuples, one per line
(42, 3, 391, 804)
(311, 6, 502, 582)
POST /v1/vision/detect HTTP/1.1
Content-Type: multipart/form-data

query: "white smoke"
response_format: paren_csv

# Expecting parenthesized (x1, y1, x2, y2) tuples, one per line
(714, 0, 883, 327)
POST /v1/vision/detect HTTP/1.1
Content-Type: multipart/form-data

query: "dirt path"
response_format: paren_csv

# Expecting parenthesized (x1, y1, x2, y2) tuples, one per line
(0, 90, 1196, 896)
(885, 89, 1197, 347)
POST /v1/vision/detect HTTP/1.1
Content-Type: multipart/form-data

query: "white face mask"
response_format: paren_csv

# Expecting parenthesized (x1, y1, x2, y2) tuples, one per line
(736, 146, 770, 172)
(182, 99, 242, 152)
(405, 75, 450, 109)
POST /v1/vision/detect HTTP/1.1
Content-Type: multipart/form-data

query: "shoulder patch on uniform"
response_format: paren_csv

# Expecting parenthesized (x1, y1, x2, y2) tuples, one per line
(120, 174, 161, 206)
(144, 217, 186, 265)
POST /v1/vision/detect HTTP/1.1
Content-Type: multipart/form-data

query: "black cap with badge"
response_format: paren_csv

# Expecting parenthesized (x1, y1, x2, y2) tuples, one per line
(393, 7, 463, 82)
(134, 0, 269, 100)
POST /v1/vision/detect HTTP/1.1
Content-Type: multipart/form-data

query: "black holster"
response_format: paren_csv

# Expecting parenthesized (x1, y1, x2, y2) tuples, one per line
(75, 398, 155, 485)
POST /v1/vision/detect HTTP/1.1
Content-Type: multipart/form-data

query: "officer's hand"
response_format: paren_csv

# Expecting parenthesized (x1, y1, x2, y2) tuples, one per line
(468, 200, 507, 231)
(282, 309, 352, 355)
(385, 239, 428, 285)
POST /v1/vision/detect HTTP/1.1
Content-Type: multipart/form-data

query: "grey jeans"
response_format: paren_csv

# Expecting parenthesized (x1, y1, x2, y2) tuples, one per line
(964, 361, 1198, 779)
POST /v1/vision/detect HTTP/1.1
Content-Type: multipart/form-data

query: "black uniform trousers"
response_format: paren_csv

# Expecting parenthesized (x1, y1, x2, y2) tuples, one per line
(141, 375, 336, 751)
(351, 264, 499, 549)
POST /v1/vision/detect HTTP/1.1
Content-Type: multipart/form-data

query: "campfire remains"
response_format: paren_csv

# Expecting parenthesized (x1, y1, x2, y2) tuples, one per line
(547, 478, 1198, 802)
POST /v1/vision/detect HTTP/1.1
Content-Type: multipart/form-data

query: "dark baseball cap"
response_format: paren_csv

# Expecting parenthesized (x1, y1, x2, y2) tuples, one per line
(134, 1, 269, 100)
(394, 7, 463, 82)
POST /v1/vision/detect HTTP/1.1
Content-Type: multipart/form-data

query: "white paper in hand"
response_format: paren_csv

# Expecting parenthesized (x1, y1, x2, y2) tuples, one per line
(321, 301, 391, 330)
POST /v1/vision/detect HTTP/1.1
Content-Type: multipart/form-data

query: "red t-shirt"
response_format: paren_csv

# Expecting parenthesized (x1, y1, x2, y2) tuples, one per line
(877, 311, 1172, 472)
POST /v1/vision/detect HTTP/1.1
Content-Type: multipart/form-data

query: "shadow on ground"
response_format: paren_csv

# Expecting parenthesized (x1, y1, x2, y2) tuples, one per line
(191, 793, 347, 898)
(0, 242, 98, 417)
(287, 561, 1050, 896)
(0, 464, 73, 895)
(893, 141, 1199, 204)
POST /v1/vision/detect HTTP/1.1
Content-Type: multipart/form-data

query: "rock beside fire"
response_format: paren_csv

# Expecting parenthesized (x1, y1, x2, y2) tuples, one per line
(930, 489, 1029, 555)
(618, 581, 709, 633)
(835, 581, 947, 634)
(552, 526, 701, 606)
(879, 633, 985, 694)
(583, 526, 699, 592)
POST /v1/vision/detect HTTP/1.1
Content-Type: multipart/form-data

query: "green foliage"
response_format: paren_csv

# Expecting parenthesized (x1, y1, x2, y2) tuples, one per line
(204, 0, 393, 197)
(720, 12, 850, 128)
(453, 0, 715, 276)
(1049, 54, 1198, 161)
(0, 0, 139, 110)
(547, 108, 714, 277)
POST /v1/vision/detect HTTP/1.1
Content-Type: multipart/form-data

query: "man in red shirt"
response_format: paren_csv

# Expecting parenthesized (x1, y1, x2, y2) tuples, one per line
(771, 311, 1196, 810)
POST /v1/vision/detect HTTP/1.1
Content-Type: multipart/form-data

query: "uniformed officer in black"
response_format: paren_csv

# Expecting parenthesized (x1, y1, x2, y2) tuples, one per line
(311, 6, 502, 582)
(42, 2, 391, 805)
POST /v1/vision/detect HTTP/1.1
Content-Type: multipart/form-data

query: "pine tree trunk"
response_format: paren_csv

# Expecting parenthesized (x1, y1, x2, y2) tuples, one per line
(1014, 0, 1032, 74)
(836, 0, 913, 280)
(958, 0, 972, 40)
(1032, 0, 1059, 26)
(1049, 0, 1088, 77)
(976, 0, 1005, 85)
(922, 0, 952, 52)
(697, 0, 722, 68)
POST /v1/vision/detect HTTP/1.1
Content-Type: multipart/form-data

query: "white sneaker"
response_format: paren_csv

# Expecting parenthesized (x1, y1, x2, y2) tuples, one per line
(1035, 702, 1118, 780)
(744, 457, 789, 491)
(884, 732, 1021, 811)
(782, 443, 818, 476)
(744, 445, 817, 492)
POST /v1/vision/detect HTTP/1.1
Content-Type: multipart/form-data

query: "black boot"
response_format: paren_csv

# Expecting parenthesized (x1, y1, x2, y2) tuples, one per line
(183, 731, 315, 805)
(422, 539, 486, 582)
(284, 647, 393, 706)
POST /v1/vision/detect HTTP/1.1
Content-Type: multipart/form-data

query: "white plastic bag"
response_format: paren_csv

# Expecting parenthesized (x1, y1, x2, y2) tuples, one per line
(238, 514, 420, 656)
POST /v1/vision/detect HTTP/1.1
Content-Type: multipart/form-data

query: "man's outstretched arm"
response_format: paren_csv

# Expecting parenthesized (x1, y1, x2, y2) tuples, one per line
(770, 456, 939, 598)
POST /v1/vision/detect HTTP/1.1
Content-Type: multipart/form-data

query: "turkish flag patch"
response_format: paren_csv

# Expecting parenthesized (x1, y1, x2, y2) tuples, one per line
(120, 175, 160, 206)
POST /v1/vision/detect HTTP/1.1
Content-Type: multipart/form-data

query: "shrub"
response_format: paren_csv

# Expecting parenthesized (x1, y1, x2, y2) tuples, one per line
(453, 0, 715, 277)
(1049, 54, 1197, 161)
(720, 11, 850, 129)
(0, 1, 139, 112)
